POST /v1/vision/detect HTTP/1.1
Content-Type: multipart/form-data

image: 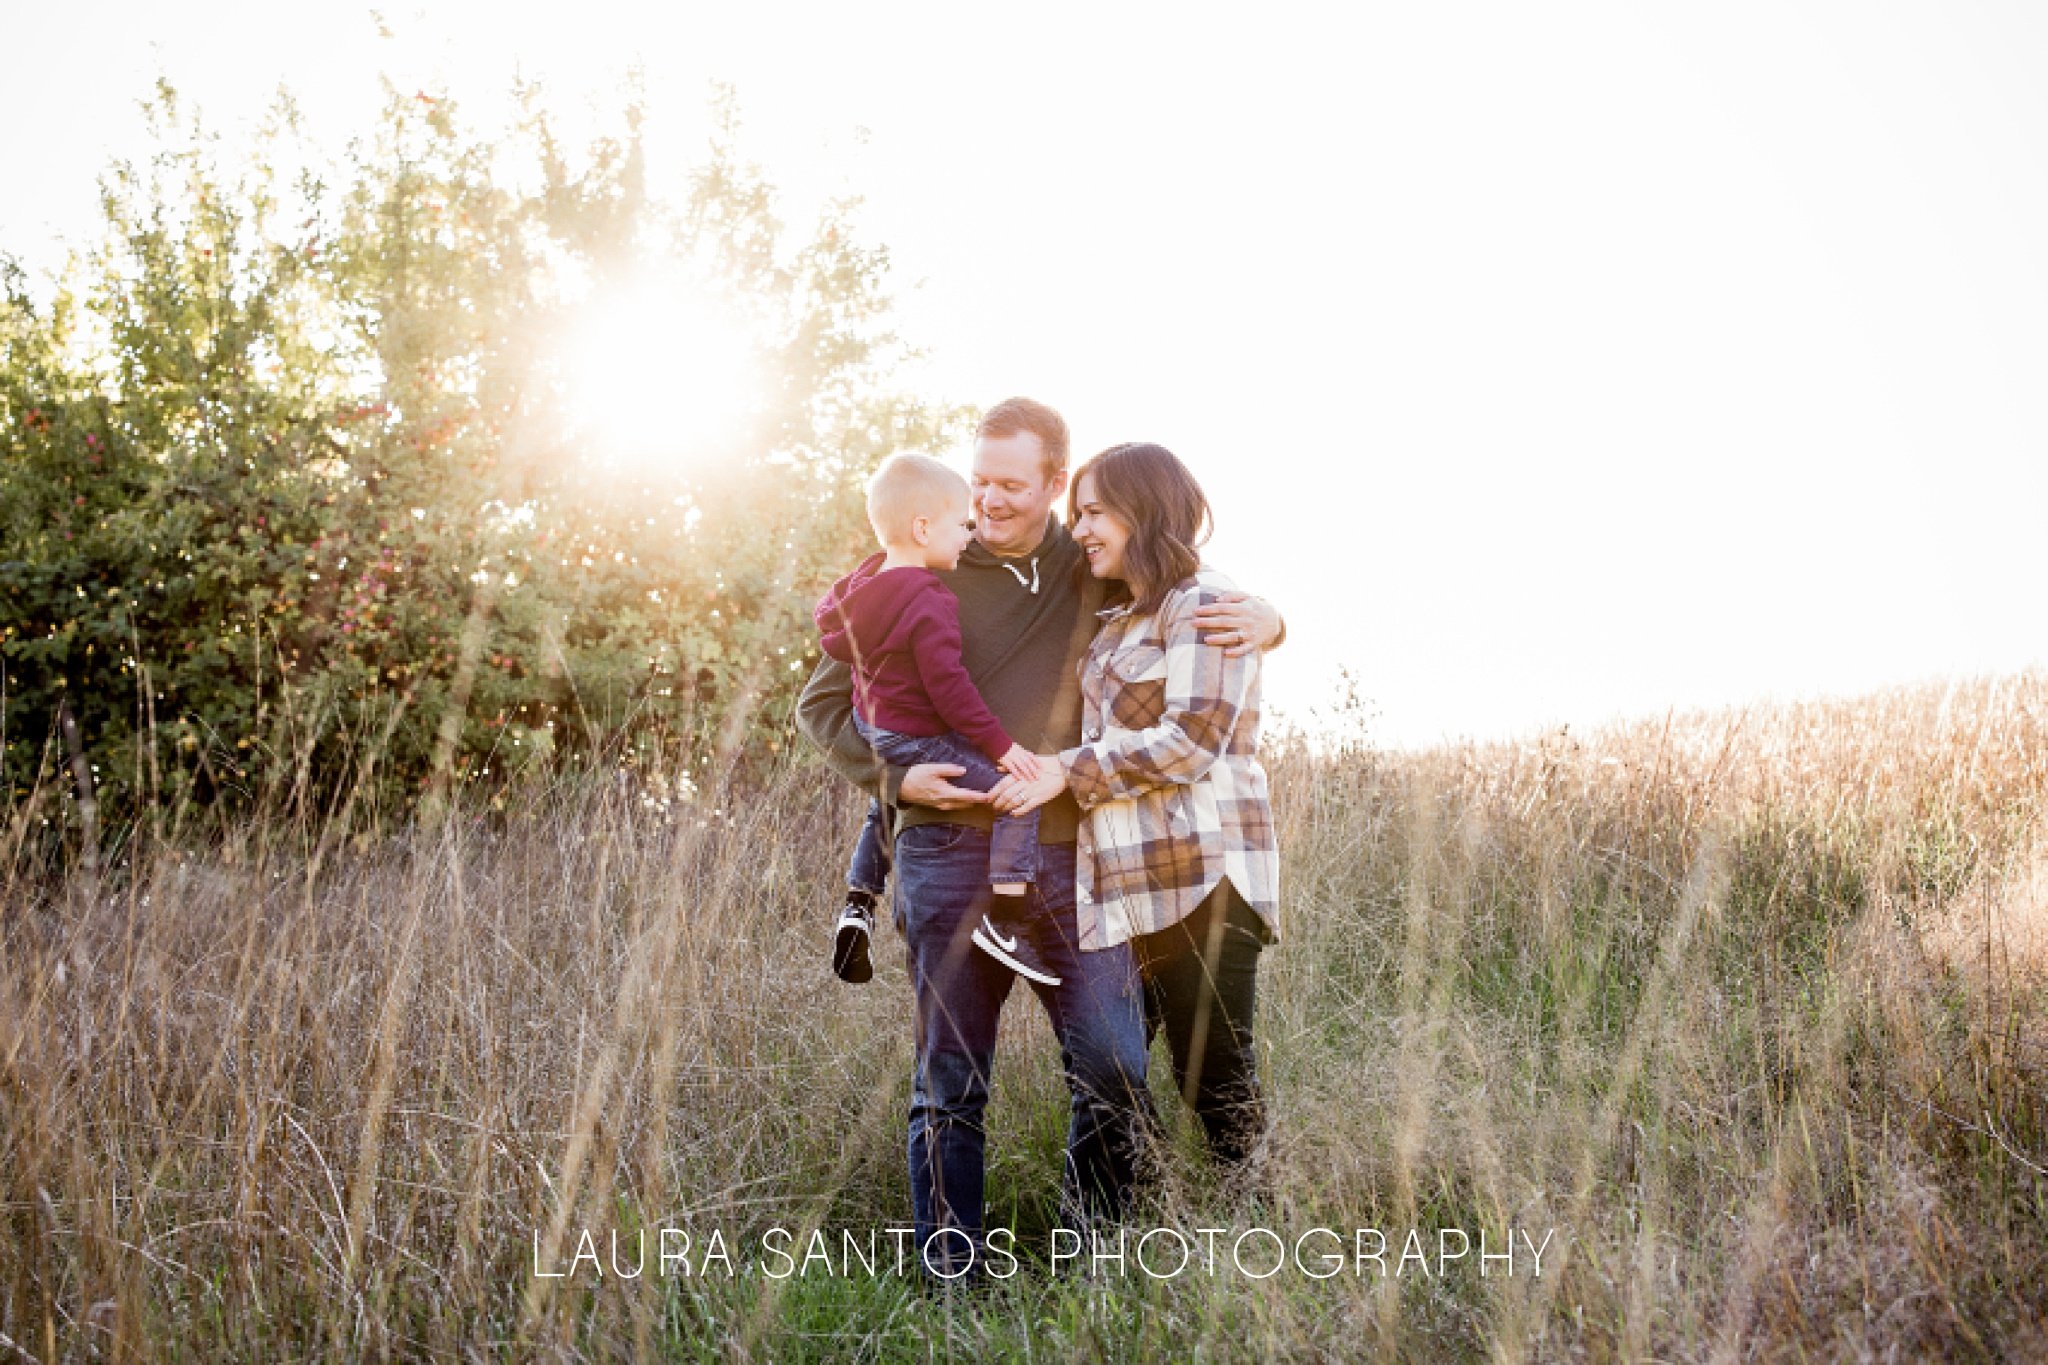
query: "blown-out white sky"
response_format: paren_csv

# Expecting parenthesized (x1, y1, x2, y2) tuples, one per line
(6, 1, 2045, 747)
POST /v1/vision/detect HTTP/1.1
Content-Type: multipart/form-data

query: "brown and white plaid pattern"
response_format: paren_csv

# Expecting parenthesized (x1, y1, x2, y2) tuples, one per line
(1060, 568, 1279, 949)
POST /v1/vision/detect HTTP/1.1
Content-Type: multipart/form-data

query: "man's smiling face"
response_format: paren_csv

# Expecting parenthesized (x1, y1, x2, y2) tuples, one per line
(970, 431, 1067, 558)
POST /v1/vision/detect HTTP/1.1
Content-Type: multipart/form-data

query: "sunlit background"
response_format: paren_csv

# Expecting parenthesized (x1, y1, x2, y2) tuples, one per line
(6, 0, 2045, 747)
(559, 258, 766, 477)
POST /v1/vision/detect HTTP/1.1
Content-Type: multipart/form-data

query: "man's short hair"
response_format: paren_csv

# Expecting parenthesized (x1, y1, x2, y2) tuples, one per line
(976, 397, 1070, 479)
(866, 453, 968, 545)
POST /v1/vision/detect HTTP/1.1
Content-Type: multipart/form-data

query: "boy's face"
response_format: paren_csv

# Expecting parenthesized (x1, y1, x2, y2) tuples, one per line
(923, 489, 976, 570)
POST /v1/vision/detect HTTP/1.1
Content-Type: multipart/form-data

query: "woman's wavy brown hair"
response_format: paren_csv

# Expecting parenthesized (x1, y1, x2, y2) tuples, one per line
(1067, 442, 1213, 618)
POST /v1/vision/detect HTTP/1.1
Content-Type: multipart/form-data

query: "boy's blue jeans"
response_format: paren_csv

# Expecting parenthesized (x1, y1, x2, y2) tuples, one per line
(845, 716, 1040, 891)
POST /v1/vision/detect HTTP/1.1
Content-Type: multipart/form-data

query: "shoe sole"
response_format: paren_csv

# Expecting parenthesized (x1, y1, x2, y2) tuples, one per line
(834, 923, 873, 983)
(969, 927, 1062, 986)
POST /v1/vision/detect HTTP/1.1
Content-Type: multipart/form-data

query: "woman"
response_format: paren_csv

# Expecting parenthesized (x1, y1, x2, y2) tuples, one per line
(996, 441, 1279, 1172)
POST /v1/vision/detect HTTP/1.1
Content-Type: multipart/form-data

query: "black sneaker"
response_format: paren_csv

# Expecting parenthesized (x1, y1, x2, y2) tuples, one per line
(833, 895, 876, 983)
(970, 894, 1062, 986)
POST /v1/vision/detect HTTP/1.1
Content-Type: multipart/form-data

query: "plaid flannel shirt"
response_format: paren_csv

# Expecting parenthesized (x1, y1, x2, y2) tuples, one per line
(1060, 568, 1279, 950)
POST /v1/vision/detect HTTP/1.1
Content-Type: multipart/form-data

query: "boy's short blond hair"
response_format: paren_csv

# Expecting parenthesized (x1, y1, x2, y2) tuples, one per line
(866, 453, 968, 546)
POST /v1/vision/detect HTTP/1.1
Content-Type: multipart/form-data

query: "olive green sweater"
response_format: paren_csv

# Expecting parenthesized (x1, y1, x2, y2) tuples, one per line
(796, 515, 1104, 843)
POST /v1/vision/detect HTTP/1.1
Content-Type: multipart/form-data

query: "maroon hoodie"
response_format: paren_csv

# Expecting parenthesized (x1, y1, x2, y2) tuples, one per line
(813, 553, 1013, 762)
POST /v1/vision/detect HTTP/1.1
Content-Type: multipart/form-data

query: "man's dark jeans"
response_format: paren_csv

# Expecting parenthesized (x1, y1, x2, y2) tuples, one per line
(894, 824, 1151, 1280)
(847, 716, 1040, 891)
(1131, 878, 1269, 1169)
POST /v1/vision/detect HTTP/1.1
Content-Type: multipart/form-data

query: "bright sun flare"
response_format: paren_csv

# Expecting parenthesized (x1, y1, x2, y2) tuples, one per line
(561, 265, 764, 480)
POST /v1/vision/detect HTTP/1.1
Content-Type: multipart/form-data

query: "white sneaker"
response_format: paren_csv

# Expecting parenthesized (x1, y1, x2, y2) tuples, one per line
(969, 898, 1062, 986)
(833, 897, 876, 983)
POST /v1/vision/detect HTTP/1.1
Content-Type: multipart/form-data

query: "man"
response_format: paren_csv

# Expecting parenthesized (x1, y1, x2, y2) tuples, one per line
(797, 397, 1283, 1280)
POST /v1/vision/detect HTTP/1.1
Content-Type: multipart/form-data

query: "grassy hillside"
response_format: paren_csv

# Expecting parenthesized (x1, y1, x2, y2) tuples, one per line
(3, 673, 2044, 1360)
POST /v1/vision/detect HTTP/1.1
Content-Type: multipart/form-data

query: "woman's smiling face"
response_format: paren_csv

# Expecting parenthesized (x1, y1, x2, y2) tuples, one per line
(1070, 471, 1133, 583)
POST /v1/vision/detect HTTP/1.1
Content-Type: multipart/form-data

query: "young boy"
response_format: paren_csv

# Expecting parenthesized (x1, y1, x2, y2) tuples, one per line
(815, 453, 1060, 986)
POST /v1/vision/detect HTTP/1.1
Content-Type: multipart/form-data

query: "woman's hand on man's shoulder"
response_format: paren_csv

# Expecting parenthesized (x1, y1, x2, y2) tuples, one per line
(1187, 580, 1283, 658)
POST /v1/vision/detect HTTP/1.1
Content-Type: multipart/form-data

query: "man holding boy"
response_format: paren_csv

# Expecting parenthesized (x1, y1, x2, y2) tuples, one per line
(796, 397, 1283, 1280)
(815, 453, 1055, 985)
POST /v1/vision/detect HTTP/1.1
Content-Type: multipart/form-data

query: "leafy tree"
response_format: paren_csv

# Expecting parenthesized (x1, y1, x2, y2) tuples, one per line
(0, 80, 964, 846)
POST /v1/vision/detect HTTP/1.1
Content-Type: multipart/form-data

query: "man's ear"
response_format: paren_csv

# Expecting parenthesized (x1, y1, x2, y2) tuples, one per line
(1047, 468, 1069, 501)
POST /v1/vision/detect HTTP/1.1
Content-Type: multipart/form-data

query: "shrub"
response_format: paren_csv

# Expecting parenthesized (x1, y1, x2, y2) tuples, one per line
(0, 83, 967, 850)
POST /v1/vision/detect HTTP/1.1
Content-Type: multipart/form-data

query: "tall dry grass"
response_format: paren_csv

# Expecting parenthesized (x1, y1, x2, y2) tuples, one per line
(3, 673, 2044, 1360)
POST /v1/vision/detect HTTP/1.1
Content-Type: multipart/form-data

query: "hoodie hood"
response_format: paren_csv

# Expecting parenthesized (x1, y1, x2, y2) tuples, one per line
(814, 553, 947, 666)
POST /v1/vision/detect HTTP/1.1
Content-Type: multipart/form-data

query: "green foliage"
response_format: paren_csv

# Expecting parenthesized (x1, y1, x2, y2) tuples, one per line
(0, 81, 966, 836)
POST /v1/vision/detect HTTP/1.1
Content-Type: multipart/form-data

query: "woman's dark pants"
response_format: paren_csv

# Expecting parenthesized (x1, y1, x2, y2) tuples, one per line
(1131, 879, 1269, 1169)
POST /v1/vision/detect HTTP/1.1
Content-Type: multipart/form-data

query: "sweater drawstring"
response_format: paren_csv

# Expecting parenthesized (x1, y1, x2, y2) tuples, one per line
(1002, 556, 1040, 594)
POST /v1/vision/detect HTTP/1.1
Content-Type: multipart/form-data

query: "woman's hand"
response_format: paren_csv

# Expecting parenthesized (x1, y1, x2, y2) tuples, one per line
(1192, 592, 1284, 657)
(988, 755, 1067, 815)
